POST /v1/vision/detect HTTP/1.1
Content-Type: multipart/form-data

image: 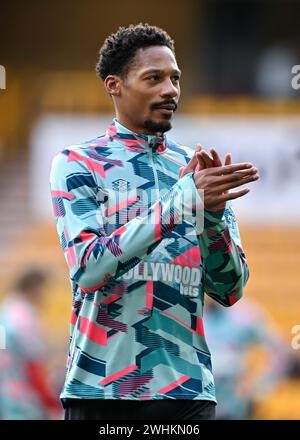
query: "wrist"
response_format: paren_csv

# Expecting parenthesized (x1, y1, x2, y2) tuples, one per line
(204, 206, 226, 224)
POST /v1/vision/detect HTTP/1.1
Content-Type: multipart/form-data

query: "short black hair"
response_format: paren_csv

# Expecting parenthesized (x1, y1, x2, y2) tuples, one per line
(96, 23, 175, 80)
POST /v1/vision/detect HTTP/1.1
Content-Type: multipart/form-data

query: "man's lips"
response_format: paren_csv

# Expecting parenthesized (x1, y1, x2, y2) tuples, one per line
(156, 104, 176, 110)
(152, 102, 177, 111)
(155, 107, 174, 116)
(153, 105, 177, 115)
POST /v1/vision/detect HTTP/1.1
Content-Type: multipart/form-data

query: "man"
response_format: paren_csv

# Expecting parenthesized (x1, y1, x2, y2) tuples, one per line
(50, 23, 259, 420)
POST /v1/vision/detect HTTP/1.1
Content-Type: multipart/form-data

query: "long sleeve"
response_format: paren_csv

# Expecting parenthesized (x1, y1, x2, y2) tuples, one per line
(198, 203, 249, 307)
(50, 152, 202, 293)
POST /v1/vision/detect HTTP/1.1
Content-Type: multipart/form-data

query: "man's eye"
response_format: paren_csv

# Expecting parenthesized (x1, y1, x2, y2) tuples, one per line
(172, 76, 180, 82)
(147, 75, 159, 81)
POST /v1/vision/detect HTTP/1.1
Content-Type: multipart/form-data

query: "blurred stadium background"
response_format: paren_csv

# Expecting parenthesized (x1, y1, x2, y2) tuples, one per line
(0, 0, 299, 419)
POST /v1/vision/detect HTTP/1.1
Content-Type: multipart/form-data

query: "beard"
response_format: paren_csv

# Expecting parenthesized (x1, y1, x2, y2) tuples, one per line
(143, 118, 172, 134)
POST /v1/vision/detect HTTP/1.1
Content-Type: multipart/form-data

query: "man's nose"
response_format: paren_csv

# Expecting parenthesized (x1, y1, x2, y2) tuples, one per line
(160, 78, 179, 98)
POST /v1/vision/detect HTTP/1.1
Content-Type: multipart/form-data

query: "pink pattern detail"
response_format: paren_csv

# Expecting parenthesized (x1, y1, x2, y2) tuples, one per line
(162, 153, 186, 166)
(67, 150, 106, 177)
(51, 190, 75, 200)
(118, 372, 153, 397)
(99, 364, 138, 385)
(79, 316, 107, 345)
(107, 125, 117, 137)
(70, 310, 77, 325)
(111, 225, 127, 237)
(154, 202, 161, 241)
(170, 245, 201, 267)
(158, 375, 191, 394)
(196, 317, 205, 336)
(146, 280, 153, 310)
(102, 294, 122, 305)
(225, 241, 233, 254)
(64, 227, 77, 268)
(228, 295, 238, 306)
(79, 231, 96, 242)
(105, 195, 140, 217)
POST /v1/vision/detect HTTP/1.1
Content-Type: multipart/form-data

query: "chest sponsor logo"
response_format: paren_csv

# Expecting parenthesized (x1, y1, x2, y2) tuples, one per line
(122, 262, 201, 297)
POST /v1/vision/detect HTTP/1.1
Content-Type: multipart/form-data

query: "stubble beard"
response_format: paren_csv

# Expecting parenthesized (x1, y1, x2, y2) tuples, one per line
(143, 118, 172, 134)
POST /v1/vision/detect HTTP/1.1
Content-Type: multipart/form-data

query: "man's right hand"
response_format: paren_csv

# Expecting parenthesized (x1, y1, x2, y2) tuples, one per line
(193, 162, 259, 209)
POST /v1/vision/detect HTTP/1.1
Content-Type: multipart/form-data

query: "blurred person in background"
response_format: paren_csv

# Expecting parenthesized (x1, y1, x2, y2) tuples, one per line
(0, 268, 62, 419)
(204, 296, 295, 420)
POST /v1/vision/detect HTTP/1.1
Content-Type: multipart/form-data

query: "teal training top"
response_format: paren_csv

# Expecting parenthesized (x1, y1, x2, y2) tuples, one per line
(50, 118, 249, 402)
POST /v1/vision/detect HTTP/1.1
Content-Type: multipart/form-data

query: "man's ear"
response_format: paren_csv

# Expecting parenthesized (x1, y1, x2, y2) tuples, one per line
(104, 75, 122, 97)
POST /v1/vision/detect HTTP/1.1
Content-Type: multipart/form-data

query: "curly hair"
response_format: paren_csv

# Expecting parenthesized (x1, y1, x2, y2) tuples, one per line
(96, 23, 175, 80)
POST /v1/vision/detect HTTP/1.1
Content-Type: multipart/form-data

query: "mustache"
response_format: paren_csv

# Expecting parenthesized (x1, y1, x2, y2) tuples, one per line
(150, 100, 178, 111)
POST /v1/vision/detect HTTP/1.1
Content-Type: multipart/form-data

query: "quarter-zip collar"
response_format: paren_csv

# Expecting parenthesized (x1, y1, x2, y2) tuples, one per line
(106, 118, 168, 154)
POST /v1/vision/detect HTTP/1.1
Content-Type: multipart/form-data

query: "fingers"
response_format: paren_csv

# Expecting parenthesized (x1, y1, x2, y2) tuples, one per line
(198, 147, 229, 168)
(210, 148, 222, 167)
(198, 150, 214, 168)
(209, 188, 250, 208)
(196, 148, 218, 170)
(218, 188, 251, 203)
(216, 166, 258, 184)
(179, 144, 202, 178)
(224, 153, 232, 166)
(189, 146, 251, 183)
(193, 144, 203, 172)
(192, 149, 258, 209)
(188, 144, 202, 170)
(196, 147, 225, 171)
(194, 166, 258, 187)
(207, 162, 253, 175)
(196, 152, 206, 170)
(186, 144, 203, 170)
(215, 173, 259, 194)
(222, 153, 232, 196)
(195, 162, 201, 172)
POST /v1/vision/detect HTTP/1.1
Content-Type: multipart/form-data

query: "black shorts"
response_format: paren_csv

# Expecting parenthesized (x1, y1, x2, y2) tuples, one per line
(64, 399, 216, 421)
